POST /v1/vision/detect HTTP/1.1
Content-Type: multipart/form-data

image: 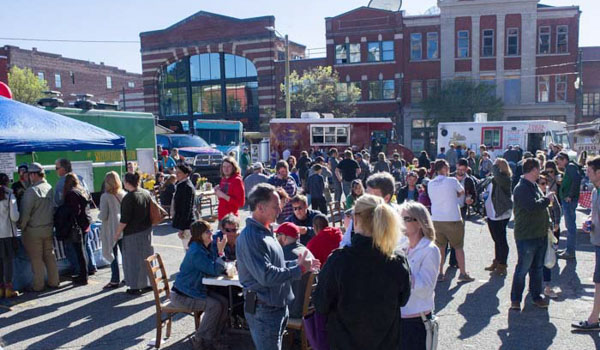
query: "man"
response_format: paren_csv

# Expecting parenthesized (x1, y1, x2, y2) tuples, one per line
(282, 148, 291, 162)
(11, 164, 29, 209)
(236, 183, 319, 350)
(240, 146, 251, 177)
(212, 213, 240, 261)
(172, 164, 196, 250)
(448, 158, 477, 267)
(512, 152, 534, 189)
(390, 153, 403, 172)
(329, 148, 343, 203)
(268, 160, 297, 223)
(306, 164, 327, 215)
(446, 144, 458, 172)
(335, 150, 361, 197)
(572, 156, 600, 330)
(437, 147, 446, 160)
(244, 162, 269, 201)
(274, 222, 315, 319)
(355, 153, 371, 184)
(510, 158, 553, 311)
(284, 195, 319, 246)
(428, 159, 475, 282)
(307, 214, 342, 266)
(19, 163, 60, 292)
(397, 171, 419, 204)
(556, 151, 583, 260)
(297, 151, 312, 187)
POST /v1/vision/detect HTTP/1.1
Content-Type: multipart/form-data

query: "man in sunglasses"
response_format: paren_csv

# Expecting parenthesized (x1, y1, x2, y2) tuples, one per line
(212, 213, 240, 261)
(284, 195, 318, 246)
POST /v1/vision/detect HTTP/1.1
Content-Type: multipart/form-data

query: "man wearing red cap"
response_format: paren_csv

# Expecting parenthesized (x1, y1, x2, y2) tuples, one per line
(275, 222, 315, 319)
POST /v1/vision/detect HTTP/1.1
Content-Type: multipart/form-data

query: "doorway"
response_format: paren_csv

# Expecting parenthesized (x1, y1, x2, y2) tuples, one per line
(527, 133, 545, 153)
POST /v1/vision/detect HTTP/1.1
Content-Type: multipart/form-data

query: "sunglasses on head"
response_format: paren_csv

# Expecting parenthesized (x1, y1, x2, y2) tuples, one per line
(403, 216, 418, 222)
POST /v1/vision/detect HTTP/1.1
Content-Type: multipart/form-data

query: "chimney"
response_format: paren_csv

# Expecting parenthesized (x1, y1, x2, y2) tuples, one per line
(32, 47, 37, 52)
(100, 62, 104, 66)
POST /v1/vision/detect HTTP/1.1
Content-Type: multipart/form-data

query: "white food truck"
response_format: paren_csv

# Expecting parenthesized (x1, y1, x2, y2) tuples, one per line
(437, 118, 570, 157)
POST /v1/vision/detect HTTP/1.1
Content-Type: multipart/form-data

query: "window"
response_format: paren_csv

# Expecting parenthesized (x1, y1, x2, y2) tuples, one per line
(555, 75, 567, 102)
(37, 72, 44, 82)
(537, 76, 550, 102)
(335, 44, 360, 64)
(224, 54, 257, 79)
(457, 31, 469, 58)
(539, 26, 550, 54)
(54, 73, 61, 88)
(411, 81, 423, 104)
(160, 87, 188, 116)
(426, 80, 439, 98)
(482, 29, 494, 57)
(190, 53, 222, 81)
(128, 81, 135, 88)
(507, 28, 519, 56)
(504, 77, 521, 105)
(583, 92, 600, 117)
(311, 125, 350, 146)
(192, 85, 222, 115)
(427, 33, 439, 59)
(367, 41, 394, 62)
(336, 82, 360, 102)
(557, 25, 568, 54)
(106, 76, 112, 89)
(412, 119, 433, 128)
(164, 60, 188, 83)
(368, 80, 394, 100)
(410, 33, 422, 60)
(483, 127, 502, 149)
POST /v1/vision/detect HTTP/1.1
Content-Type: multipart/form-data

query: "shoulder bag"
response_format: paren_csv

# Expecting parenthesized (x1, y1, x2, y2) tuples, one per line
(421, 312, 439, 350)
(149, 194, 168, 226)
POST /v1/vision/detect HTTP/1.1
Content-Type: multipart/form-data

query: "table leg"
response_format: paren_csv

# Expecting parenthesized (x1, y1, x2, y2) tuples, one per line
(228, 285, 234, 328)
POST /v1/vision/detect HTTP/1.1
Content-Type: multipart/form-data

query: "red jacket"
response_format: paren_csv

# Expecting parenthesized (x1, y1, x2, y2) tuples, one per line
(218, 174, 245, 220)
(307, 226, 343, 265)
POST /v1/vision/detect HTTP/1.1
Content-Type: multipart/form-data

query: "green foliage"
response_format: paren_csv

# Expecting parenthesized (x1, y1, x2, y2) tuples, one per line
(8, 66, 49, 105)
(421, 80, 503, 125)
(281, 66, 361, 118)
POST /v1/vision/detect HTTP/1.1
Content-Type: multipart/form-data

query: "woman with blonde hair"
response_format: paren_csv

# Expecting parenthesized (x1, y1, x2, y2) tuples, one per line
(99, 171, 126, 289)
(374, 152, 391, 173)
(314, 194, 411, 350)
(215, 156, 245, 220)
(398, 201, 441, 350)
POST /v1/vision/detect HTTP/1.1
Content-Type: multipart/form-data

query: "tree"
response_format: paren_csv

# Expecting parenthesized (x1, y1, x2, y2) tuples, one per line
(421, 80, 503, 125)
(8, 66, 48, 105)
(280, 66, 361, 118)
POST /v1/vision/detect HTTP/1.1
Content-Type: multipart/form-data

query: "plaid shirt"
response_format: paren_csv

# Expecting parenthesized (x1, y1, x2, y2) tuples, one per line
(268, 175, 297, 221)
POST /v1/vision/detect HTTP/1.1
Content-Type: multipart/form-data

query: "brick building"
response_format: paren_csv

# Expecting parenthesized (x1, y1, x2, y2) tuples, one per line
(0, 45, 143, 110)
(582, 46, 600, 122)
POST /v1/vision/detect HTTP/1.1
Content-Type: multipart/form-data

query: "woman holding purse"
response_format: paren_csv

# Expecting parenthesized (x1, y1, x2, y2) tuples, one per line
(0, 173, 19, 298)
(99, 171, 126, 289)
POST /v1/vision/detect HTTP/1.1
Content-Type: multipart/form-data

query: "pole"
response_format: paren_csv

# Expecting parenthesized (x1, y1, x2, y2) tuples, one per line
(285, 34, 291, 119)
(122, 86, 126, 111)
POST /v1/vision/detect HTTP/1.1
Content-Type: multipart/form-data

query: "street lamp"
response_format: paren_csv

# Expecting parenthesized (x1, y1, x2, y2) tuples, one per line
(266, 26, 291, 119)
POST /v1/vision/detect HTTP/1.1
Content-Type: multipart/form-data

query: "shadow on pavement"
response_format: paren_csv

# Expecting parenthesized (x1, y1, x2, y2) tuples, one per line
(497, 305, 557, 350)
(457, 275, 505, 339)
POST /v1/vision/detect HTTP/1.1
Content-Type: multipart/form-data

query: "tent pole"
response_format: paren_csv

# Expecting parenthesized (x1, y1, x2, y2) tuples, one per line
(122, 149, 128, 175)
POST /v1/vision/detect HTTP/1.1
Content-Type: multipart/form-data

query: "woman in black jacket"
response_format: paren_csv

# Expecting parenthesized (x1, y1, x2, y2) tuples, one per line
(172, 164, 196, 250)
(63, 173, 92, 285)
(418, 151, 431, 170)
(314, 194, 411, 350)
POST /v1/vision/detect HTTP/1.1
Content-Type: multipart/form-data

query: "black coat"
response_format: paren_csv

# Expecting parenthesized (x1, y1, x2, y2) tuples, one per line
(397, 185, 419, 204)
(172, 178, 196, 230)
(314, 234, 411, 350)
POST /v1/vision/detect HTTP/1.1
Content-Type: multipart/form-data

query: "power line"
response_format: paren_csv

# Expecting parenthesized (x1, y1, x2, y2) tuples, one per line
(0, 37, 139, 44)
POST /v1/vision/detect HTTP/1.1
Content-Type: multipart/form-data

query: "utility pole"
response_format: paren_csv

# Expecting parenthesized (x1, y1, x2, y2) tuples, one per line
(122, 86, 126, 111)
(285, 34, 291, 119)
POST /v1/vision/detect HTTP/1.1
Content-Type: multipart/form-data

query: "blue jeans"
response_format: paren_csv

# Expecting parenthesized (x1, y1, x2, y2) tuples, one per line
(562, 199, 578, 255)
(511, 236, 547, 303)
(245, 305, 288, 350)
(110, 240, 123, 283)
(65, 233, 97, 274)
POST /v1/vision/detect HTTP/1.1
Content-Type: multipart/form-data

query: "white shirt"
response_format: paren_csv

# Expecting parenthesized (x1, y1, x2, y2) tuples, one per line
(399, 237, 441, 316)
(282, 149, 291, 161)
(484, 182, 511, 221)
(427, 175, 464, 222)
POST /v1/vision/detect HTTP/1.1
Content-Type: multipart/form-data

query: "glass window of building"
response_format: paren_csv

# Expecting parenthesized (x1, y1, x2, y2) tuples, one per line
(411, 33, 422, 60)
(383, 80, 395, 100)
(507, 28, 519, 56)
(128, 81, 135, 88)
(349, 44, 361, 63)
(538, 26, 550, 54)
(37, 72, 45, 82)
(368, 41, 394, 62)
(426, 80, 439, 98)
(382, 41, 394, 61)
(367, 42, 380, 62)
(583, 93, 600, 117)
(335, 44, 347, 64)
(555, 75, 567, 102)
(106, 76, 112, 89)
(557, 25, 568, 54)
(504, 77, 521, 105)
(411, 81, 423, 104)
(427, 33, 438, 59)
(368, 81, 382, 100)
(54, 73, 61, 88)
(537, 76, 550, 102)
(457, 31, 469, 58)
(482, 29, 494, 57)
(336, 82, 361, 102)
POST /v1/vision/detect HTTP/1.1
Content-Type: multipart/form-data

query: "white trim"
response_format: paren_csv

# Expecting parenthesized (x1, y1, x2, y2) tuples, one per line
(143, 58, 169, 64)
(258, 86, 272, 91)
(403, 16, 441, 27)
(260, 104, 276, 108)
(271, 117, 392, 124)
(334, 60, 396, 68)
(253, 57, 273, 63)
(537, 8, 579, 19)
(258, 95, 275, 100)
(394, 33, 403, 39)
(257, 66, 274, 72)
(243, 47, 273, 54)
(326, 39, 334, 45)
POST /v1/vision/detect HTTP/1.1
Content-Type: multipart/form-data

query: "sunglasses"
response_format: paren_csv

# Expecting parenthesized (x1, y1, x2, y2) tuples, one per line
(223, 228, 238, 233)
(403, 216, 418, 222)
(539, 182, 547, 186)
(292, 206, 304, 211)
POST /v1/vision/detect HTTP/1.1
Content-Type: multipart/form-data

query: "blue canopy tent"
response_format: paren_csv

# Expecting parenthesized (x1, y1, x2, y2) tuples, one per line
(0, 96, 126, 152)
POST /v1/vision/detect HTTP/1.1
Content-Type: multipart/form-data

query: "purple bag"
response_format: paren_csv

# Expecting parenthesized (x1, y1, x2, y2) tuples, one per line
(303, 311, 330, 350)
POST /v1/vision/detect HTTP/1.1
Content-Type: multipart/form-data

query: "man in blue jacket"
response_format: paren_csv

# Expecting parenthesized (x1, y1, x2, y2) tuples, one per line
(556, 151, 583, 260)
(237, 183, 320, 350)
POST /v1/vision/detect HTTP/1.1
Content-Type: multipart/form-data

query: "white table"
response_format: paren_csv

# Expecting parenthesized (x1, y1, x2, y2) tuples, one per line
(202, 276, 242, 288)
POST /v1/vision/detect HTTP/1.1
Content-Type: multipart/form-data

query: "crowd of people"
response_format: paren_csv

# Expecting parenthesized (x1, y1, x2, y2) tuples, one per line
(2, 140, 600, 350)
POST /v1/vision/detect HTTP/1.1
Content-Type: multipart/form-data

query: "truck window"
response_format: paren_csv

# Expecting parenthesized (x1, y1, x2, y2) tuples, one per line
(310, 125, 350, 146)
(482, 127, 502, 149)
(170, 135, 211, 148)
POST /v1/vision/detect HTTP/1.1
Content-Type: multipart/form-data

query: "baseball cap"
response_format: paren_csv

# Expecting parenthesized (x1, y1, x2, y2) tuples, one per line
(27, 162, 44, 174)
(17, 164, 28, 173)
(253, 162, 264, 170)
(275, 222, 300, 239)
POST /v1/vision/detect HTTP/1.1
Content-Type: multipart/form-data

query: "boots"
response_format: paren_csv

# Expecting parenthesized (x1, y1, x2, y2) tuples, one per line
(0, 283, 4, 298)
(494, 264, 508, 276)
(484, 260, 498, 271)
(5, 283, 18, 298)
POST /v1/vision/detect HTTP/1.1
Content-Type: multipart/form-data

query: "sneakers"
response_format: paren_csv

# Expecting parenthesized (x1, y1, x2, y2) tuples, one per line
(484, 260, 498, 271)
(532, 298, 549, 309)
(557, 250, 576, 260)
(572, 320, 600, 331)
(4, 284, 18, 298)
(510, 302, 521, 311)
(457, 273, 475, 283)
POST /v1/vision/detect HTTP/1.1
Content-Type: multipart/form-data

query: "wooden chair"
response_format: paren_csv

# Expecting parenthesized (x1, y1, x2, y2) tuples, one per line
(327, 201, 344, 227)
(145, 253, 202, 348)
(286, 272, 318, 350)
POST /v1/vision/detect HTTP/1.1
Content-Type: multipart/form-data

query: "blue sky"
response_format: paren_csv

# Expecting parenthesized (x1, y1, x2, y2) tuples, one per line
(1, 0, 597, 74)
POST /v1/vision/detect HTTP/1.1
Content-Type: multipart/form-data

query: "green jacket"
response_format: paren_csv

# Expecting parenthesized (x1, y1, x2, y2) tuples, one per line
(513, 177, 550, 240)
(20, 179, 55, 237)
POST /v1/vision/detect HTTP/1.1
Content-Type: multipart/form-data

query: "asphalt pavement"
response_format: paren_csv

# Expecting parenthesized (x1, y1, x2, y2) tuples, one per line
(1, 207, 599, 350)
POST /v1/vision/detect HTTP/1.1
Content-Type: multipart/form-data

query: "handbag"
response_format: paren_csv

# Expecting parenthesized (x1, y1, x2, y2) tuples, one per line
(544, 229, 557, 269)
(421, 312, 439, 350)
(303, 311, 330, 350)
(149, 196, 168, 226)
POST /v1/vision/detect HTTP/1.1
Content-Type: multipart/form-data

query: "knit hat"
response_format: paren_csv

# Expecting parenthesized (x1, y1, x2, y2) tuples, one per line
(275, 222, 300, 239)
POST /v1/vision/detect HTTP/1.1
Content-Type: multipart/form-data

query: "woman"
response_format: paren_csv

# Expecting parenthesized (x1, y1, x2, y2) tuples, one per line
(314, 194, 411, 350)
(63, 173, 93, 285)
(114, 172, 154, 295)
(159, 175, 177, 208)
(170, 220, 229, 349)
(0, 173, 19, 298)
(173, 164, 196, 250)
(99, 171, 126, 289)
(479, 151, 493, 178)
(418, 151, 431, 170)
(345, 179, 364, 209)
(215, 156, 245, 220)
(483, 158, 513, 276)
(544, 160, 563, 238)
(373, 152, 391, 173)
(538, 174, 561, 298)
(398, 201, 441, 350)
(536, 152, 546, 167)
(467, 150, 477, 172)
